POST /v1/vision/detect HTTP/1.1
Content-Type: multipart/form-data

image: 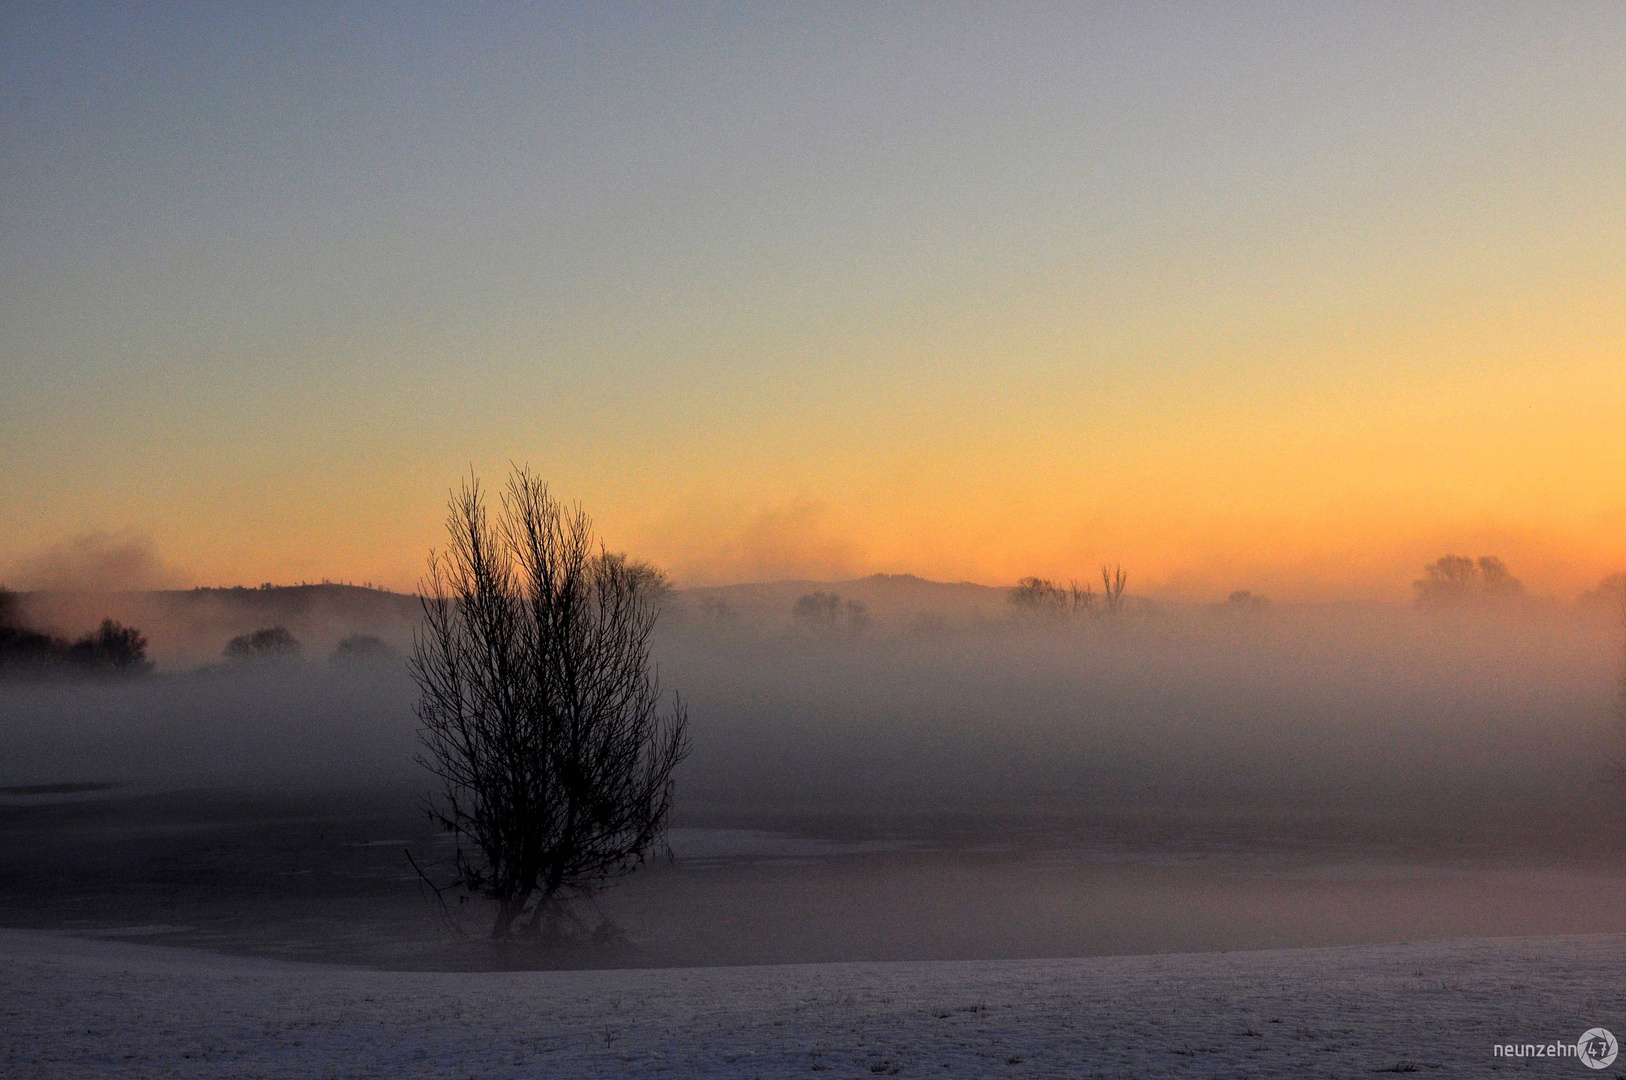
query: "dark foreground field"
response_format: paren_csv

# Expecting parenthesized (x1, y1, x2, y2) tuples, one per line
(4, 784, 1626, 972)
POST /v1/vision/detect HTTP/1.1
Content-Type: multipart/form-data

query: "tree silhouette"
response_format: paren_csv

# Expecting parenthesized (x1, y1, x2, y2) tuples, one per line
(66, 619, 150, 673)
(1010, 576, 1099, 619)
(793, 591, 869, 635)
(411, 468, 690, 939)
(0, 593, 150, 678)
(1413, 555, 1524, 607)
(1101, 565, 1128, 615)
(223, 626, 302, 661)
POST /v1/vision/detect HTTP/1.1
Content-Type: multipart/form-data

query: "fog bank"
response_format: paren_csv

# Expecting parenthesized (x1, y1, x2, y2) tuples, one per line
(3, 580, 1620, 830)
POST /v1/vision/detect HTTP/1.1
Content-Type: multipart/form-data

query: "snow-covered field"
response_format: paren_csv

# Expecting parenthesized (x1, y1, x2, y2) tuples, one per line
(3, 930, 1622, 1078)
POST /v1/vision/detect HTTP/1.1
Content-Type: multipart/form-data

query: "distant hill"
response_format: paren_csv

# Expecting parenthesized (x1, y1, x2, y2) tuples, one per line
(12, 575, 1024, 667)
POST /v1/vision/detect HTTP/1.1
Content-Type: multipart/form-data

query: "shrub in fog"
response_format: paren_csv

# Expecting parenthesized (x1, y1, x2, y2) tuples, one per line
(328, 633, 396, 666)
(1010, 565, 1127, 619)
(600, 552, 673, 605)
(1414, 555, 1524, 608)
(1582, 573, 1626, 608)
(1220, 590, 1271, 613)
(223, 626, 302, 662)
(65, 619, 151, 673)
(0, 624, 65, 676)
(0, 590, 64, 677)
(698, 596, 741, 628)
(793, 591, 870, 635)
(411, 467, 690, 940)
(1010, 577, 1093, 617)
(0, 591, 150, 678)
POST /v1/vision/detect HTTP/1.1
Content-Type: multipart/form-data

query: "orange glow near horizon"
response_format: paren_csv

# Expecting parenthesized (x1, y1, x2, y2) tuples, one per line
(11, 275, 1620, 604)
(3, 8, 1624, 602)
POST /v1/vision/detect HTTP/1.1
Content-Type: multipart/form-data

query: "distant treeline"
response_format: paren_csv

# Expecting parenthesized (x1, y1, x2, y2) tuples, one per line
(1006, 557, 1626, 615)
(0, 589, 150, 678)
(1009, 565, 1130, 618)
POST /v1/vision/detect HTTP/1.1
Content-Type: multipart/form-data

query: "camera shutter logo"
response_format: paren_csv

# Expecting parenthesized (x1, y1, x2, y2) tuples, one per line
(1579, 1028, 1618, 1070)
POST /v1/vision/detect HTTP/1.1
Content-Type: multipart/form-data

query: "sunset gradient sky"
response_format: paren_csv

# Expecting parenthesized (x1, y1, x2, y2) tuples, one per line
(3, 4, 1624, 598)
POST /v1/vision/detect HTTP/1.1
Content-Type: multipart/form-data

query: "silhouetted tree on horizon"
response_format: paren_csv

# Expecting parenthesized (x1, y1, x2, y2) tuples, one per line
(67, 619, 150, 673)
(792, 590, 869, 635)
(1583, 572, 1626, 608)
(1010, 577, 1094, 617)
(223, 626, 302, 661)
(1009, 567, 1128, 619)
(1414, 555, 1524, 608)
(329, 633, 395, 666)
(1101, 565, 1128, 615)
(1221, 590, 1271, 613)
(0, 590, 150, 678)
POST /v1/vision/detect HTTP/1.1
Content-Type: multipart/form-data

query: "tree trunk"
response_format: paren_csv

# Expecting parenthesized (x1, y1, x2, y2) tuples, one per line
(523, 885, 562, 937)
(491, 884, 534, 939)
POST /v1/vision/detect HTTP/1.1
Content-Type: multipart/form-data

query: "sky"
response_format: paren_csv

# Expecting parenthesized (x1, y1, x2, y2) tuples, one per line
(2, 2, 1623, 599)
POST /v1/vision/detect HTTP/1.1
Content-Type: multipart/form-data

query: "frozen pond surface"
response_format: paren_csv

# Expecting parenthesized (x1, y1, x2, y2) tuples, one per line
(4, 929, 1622, 1078)
(5, 788, 1626, 972)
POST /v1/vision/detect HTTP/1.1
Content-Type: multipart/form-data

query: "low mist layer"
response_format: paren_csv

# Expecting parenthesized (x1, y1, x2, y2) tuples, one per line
(3, 579, 1620, 831)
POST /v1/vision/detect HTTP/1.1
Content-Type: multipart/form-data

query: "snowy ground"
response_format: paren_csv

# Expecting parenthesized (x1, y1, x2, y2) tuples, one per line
(3, 930, 1623, 1078)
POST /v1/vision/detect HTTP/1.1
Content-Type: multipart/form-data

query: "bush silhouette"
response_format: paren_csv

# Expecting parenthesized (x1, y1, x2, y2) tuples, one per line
(1414, 556, 1523, 607)
(66, 619, 150, 673)
(329, 633, 395, 666)
(223, 626, 302, 661)
(793, 591, 869, 635)
(0, 593, 150, 678)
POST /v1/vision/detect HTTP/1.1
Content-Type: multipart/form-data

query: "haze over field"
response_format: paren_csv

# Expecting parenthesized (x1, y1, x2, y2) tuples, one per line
(3, 577, 1621, 822)
(4, 574, 1626, 973)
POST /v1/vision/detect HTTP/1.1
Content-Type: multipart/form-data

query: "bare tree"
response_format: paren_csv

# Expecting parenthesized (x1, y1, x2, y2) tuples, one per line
(1010, 577, 1059, 614)
(792, 591, 869, 635)
(411, 468, 690, 940)
(1101, 564, 1128, 615)
(1010, 577, 1094, 618)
